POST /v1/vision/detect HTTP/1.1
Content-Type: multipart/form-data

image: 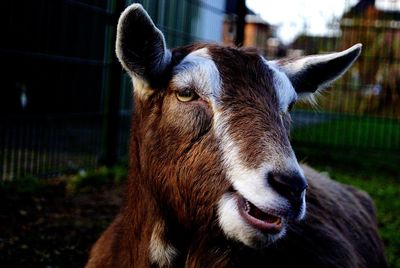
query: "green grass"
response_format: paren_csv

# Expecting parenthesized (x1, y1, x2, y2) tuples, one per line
(66, 165, 127, 194)
(295, 146, 400, 268)
(292, 116, 400, 150)
(328, 171, 400, 268)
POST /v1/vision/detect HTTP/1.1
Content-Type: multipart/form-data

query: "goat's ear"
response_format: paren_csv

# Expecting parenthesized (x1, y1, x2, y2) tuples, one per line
(116, 4, 171, 86)
(275, 44, 362, 93)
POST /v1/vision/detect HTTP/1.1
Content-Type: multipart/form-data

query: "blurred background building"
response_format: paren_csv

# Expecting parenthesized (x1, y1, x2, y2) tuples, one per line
(0, 0, 399, 180)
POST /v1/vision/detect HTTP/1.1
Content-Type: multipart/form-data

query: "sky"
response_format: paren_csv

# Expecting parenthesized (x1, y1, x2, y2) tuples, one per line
(246, 0, 359, 44)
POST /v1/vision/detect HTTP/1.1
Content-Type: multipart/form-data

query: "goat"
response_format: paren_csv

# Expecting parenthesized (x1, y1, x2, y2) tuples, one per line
(86, 4, 387, 268)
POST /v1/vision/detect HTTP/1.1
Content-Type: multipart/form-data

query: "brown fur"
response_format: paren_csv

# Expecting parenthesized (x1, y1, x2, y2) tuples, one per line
(86, 7, 386, 266)
(86, 47, 386, 268)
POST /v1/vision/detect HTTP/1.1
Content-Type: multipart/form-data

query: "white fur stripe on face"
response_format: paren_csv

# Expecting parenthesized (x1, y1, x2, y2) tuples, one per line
(174, 49, 290, 211)
(172, 48, 222, 100)
(171, 47, 306, 227)
(213, 110, 289, 211)
(265, 59, 298, 112)
(211, 56, 307, 245)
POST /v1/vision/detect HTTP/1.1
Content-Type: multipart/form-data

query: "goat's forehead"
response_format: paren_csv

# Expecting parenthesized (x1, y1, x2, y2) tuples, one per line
(171, 47, 297, 108)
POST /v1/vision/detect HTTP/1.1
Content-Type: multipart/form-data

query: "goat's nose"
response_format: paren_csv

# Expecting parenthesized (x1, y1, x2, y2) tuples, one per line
(267, 172, 308, 204)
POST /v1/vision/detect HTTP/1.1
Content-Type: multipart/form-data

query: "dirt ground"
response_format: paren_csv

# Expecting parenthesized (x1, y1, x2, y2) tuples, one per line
(0, 180, 123, 267)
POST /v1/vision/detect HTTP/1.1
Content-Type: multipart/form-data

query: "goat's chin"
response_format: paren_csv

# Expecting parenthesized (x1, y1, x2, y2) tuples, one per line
(217, 193, 290, 249)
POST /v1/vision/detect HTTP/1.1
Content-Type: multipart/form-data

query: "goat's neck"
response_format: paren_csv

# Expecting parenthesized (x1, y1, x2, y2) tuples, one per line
(125, 175, 223, 266)
(125, 178, 181, 266)
(146, 219, 233, 267)
(120, 129, 159, 266)
(125, 178, 238, 267)
(126, 119, 232, 266)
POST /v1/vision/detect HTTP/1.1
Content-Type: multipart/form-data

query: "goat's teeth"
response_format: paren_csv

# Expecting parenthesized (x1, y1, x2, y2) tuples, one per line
(245, 200, 250, 212)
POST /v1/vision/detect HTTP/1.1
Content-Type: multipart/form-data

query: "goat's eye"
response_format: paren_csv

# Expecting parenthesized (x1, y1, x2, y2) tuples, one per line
(176, 89, 197, 102)
(288, 101, 295, 112)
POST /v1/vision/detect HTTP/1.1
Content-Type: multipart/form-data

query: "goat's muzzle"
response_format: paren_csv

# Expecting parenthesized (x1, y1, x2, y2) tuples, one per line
(267, 171, 308, 213)
(236, 193, 284, 234)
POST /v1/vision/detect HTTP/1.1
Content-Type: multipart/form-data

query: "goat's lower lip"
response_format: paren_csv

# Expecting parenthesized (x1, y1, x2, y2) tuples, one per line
(236, 194, 283, 234)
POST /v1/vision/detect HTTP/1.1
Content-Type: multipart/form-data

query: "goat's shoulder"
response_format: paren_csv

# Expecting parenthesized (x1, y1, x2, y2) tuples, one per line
(296, 164, 386, 268)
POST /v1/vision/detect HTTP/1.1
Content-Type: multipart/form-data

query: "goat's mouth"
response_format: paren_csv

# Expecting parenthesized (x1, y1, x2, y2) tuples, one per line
(236, 193, 283, 234)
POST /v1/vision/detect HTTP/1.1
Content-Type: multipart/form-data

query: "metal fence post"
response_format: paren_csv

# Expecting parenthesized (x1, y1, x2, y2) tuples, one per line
(99, 0, 125, 166)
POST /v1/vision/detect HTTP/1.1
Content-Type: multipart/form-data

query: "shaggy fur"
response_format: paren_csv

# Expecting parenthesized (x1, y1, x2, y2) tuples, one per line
(86, 4, 387, 268)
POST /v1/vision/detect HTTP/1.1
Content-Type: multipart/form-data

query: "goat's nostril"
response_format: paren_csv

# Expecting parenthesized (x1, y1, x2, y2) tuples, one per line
(267, 172, 307, 202)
